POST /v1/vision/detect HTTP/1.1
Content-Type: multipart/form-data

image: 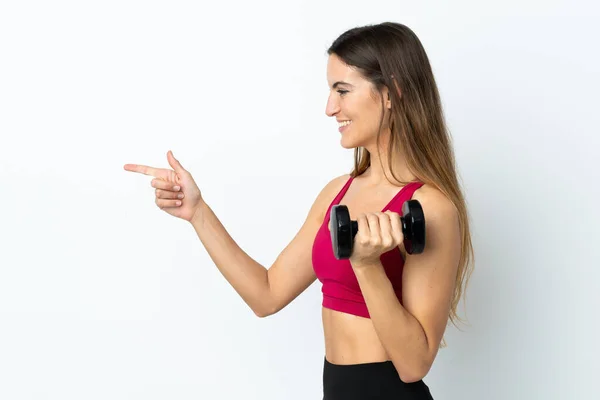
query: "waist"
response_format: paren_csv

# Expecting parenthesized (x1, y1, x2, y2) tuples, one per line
(323, 356, 433, 400)
(322, 307, 390, 364)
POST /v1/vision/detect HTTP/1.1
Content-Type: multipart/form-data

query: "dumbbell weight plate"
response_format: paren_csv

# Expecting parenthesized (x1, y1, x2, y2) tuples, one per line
(401, 200, 425, 255)
(329, 205, 356, 260)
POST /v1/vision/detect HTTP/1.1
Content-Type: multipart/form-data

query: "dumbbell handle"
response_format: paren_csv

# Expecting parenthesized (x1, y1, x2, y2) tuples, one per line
(349, 216, 409, 239)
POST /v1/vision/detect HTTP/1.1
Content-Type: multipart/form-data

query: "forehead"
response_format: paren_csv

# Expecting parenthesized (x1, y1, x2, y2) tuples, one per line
(326, 54, 362, 87)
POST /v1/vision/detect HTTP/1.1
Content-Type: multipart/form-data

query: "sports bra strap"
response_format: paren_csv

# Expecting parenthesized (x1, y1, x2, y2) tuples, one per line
(386, 181, 425, 213)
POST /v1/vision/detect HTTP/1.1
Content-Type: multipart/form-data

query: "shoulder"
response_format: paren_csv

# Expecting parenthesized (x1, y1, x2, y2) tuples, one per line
(309, 174, 351, 220)
(411, 184, 459, 226)
(319, 173, 352, 204)
(326, 174, 352, 193)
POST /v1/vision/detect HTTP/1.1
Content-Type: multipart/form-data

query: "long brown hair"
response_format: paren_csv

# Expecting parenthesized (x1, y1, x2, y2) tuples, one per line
(328, 22, 474, 346)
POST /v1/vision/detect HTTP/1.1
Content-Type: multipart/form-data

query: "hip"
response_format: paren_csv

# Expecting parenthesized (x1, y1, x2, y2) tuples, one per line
(322, 357, 434, 400)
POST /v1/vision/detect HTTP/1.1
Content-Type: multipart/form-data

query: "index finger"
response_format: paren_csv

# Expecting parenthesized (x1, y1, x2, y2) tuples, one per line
(123, 163, 162, 177)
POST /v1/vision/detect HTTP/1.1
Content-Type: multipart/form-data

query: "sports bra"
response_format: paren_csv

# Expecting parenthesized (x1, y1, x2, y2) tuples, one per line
(311, 175, 425, 318)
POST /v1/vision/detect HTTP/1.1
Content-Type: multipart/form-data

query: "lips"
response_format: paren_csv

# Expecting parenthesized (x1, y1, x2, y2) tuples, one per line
(338, 121, 352, 133)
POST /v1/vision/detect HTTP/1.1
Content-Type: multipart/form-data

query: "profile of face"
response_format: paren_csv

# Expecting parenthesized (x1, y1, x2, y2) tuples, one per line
(325, 54, 392, 149)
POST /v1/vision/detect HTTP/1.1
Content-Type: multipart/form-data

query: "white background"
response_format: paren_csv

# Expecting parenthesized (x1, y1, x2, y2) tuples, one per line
(1, 1, 598, 399)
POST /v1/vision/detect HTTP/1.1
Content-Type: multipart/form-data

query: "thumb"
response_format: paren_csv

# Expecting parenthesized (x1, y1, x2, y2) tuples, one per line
(167, 150, 186, 174)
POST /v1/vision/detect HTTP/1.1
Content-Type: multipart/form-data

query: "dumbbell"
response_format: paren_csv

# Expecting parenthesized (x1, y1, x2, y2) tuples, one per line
(330, 200, 426, 260)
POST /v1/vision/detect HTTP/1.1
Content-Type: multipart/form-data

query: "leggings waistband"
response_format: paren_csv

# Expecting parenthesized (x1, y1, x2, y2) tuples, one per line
(322, 357, 433, 400)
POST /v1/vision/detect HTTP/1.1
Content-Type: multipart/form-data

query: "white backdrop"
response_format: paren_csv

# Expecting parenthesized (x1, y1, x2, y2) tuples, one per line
(1, 1, 598, 399)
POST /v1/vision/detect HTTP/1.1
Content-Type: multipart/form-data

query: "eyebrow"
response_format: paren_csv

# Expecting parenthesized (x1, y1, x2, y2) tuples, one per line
(332, 81, 354, 89)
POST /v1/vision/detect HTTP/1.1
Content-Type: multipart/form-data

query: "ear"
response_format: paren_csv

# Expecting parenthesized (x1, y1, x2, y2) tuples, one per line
(384, 87, 392, 109)
(390, 74, 402, 99)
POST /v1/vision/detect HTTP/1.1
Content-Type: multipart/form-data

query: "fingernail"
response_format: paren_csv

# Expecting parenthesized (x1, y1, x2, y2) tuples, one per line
(173, 186, 180, 191)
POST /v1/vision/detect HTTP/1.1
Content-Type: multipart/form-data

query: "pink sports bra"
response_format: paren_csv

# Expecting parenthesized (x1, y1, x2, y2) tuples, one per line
(311, 175, 425, 318)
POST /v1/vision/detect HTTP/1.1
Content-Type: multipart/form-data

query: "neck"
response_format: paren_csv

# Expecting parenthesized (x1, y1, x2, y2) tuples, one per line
(360, 141, 415, 186)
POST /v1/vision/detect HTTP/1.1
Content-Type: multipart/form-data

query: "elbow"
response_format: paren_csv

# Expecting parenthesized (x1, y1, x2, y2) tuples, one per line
(394, 360, 432, 384)
(254, 308, 271, 318)
(253, 303, 278, 318)
(399, 371, 427, 384)
(251, 291, 278, 318)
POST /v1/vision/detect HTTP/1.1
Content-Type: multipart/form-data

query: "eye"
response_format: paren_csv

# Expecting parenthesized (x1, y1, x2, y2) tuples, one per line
(337, 90, 349, 96)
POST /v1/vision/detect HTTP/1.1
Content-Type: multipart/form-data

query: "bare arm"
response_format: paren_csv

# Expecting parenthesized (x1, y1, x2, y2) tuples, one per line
(189, 175, 349, 317)
(190, 200, 272, 316)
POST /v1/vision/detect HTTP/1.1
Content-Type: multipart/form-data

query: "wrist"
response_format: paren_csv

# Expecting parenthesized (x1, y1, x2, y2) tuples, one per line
(190, 200, 207, 224)
(350, 258, 383, 270)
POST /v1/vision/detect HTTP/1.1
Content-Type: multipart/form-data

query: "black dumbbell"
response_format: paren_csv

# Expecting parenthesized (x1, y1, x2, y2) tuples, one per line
(330, 200, 426, 260)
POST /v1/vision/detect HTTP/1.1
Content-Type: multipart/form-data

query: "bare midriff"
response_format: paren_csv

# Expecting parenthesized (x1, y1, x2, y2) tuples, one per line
(322, 307, 391, 365)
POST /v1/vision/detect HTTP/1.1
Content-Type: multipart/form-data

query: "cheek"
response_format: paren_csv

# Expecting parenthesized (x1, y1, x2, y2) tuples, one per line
(354, 99, 379, 121)
(343, 97, 381, 132)
(366, 104, 388, 130)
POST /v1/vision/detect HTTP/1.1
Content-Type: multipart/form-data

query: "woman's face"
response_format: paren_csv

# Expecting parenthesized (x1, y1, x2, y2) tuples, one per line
(325, 54, 391, 149)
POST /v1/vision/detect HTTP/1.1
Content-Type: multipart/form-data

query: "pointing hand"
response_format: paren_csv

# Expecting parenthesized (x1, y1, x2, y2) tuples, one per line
(124, 150, 203, 222)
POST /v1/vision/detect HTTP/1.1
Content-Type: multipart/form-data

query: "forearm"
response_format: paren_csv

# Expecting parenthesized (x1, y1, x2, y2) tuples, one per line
(190, 200, 272, 316)
(353, 261, 431, 382)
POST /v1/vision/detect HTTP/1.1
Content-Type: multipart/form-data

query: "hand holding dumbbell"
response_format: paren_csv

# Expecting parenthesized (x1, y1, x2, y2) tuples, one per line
(329, 200, 426, 260)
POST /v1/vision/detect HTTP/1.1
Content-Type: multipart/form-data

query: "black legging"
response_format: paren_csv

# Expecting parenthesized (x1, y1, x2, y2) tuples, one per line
(322, 357, 434, 400)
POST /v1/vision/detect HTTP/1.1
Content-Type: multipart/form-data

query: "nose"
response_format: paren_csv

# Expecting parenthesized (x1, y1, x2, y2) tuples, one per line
(325, 93, 340, 117)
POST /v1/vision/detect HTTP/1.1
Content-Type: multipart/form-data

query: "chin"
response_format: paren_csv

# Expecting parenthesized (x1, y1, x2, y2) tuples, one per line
(340, 138, 356, 149)
(340, 136, 366, 150)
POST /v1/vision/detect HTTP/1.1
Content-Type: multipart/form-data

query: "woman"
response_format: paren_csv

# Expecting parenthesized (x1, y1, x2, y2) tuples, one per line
(124, 21, 474, 400)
